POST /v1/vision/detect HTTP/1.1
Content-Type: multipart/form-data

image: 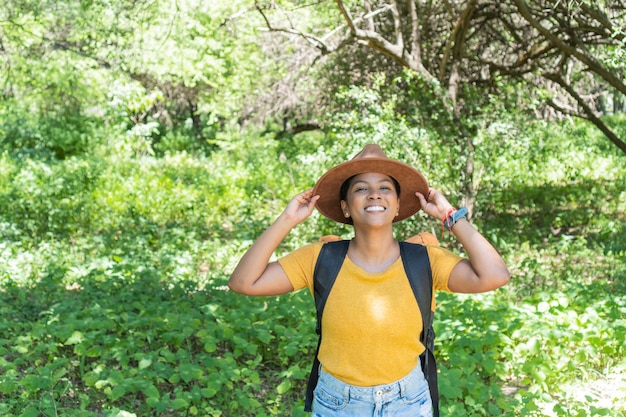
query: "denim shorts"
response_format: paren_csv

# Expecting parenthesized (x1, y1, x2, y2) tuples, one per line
(311, 362, 433, 417)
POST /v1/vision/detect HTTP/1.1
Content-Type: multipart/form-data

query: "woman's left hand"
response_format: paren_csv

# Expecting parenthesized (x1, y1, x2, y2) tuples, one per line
(416, 187, 454, 221)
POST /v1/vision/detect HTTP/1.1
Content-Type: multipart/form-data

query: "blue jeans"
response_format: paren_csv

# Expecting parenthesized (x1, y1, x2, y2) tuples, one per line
(311, 362, 433, 417)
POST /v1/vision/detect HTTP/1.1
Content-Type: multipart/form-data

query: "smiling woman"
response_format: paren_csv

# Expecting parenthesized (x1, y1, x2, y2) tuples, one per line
(228, 144, 510, 417)
(339, 173, 400, 229)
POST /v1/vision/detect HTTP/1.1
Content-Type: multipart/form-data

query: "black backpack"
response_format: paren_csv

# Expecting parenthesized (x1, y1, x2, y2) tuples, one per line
(304, 240, 440, 416)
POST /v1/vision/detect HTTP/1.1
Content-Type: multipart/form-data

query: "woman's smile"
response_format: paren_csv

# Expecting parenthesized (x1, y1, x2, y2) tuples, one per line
(365, 205, 386, 212)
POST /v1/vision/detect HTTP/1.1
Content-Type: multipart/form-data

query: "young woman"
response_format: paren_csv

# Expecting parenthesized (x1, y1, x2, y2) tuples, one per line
(228, 144, 510, 416)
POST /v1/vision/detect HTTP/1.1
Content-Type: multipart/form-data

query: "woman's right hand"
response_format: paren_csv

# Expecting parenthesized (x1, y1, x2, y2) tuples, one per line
(280, 189, 320, 226)
(228, 189, 319, 296)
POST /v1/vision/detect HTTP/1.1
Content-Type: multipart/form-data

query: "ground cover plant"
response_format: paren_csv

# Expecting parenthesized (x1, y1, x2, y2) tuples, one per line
(1, 122, 625, 416)
(2, 1, 625, 415)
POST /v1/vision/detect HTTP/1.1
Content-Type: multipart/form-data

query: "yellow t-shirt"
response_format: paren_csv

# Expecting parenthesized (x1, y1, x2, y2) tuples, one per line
(278, 242, 462, 386)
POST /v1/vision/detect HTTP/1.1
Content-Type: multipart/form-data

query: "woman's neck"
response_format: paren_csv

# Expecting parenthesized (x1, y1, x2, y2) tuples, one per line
(348, 228, 399, 273)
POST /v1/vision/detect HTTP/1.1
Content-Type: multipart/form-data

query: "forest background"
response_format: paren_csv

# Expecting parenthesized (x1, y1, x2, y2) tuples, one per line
(0, 1, 625, 416)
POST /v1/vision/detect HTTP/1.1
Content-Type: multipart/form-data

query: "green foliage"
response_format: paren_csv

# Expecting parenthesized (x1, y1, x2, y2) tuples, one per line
(0, 0, 117, 159)
(435, 286, 626, 416)
(0, 268, 315, 416)
(1, 0, 625, 414)
(0, 134, 323, 414)
(1, 116, 625, 415)
(1, 2, 626, 411)
(0, 0, 285, 159)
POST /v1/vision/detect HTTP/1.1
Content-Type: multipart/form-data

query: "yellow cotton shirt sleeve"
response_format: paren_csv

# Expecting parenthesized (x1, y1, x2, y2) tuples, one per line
(278, 242, 462, 387)
(277, 243, 323, 295)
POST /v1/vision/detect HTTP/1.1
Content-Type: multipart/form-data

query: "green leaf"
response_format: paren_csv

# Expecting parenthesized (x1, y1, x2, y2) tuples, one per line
(138, 357, 152, 369)
(109, 384, 127, 401)
(64, 331, 85, 345)
(276, 379, 291, 394)
(482, 358, 496, 373)
(19, 407, 40, 417)
(170, 398, 189, 410)
(143, 384, 159, 399)
(201, 387, 218, 398)
(256, 329, 272, 344)
(537, 301, 550, 313)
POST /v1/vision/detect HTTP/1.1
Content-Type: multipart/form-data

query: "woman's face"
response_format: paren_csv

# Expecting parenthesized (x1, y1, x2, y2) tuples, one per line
(340, 172, 400, 226)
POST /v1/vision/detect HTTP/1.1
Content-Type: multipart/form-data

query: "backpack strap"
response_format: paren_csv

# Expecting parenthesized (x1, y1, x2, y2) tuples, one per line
(304, 240, 350, 412)
(399, 241, 439, 417)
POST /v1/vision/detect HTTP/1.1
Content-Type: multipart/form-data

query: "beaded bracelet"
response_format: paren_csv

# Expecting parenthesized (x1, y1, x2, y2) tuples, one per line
(441, 207, 468, 236)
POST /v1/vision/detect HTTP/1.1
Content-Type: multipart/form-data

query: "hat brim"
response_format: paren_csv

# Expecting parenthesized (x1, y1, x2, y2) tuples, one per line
(313, 158, 429, 224)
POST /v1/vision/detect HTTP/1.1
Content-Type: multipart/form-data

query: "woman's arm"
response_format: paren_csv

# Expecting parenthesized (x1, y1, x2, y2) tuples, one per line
(228, 189, 319, 296)
(416, 188, 510, 293)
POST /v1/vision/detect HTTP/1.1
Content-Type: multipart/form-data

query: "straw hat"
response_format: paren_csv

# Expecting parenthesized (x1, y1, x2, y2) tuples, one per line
(313, 144, 429, 224)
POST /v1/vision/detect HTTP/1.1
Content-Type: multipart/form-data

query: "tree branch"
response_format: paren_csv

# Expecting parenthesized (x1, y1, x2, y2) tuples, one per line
(219, 5, 256, 28)
(407, 0, 420, 64)
(441, 0, 478, 104)
(545, 72, 626, 154)
(390, 0, 403, 52)
(335, 0, 434, 82)
(513, 0, 626, 96)
(255, 3, 334, 54)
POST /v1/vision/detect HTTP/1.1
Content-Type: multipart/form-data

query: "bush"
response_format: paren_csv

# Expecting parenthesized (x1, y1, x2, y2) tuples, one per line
(1, 120, 625, 416)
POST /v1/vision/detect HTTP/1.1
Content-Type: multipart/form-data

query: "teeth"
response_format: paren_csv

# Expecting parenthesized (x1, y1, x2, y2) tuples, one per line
(365, 206, 385, 212)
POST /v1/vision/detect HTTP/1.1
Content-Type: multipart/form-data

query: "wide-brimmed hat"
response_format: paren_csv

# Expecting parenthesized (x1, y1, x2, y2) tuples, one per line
(313, 144, 429, 224)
